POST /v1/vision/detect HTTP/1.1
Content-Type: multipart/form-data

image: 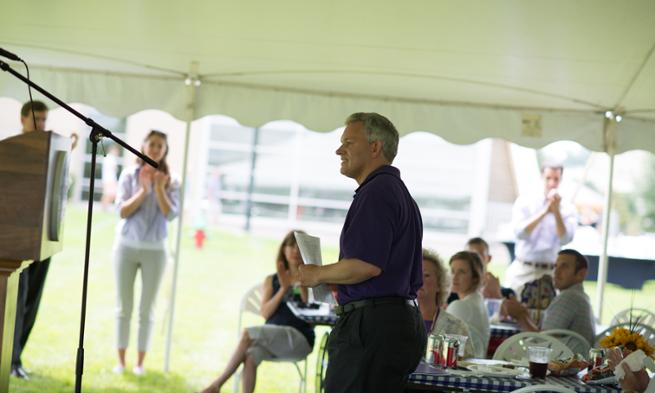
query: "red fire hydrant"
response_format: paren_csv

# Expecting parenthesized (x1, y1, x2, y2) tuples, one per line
(194, 229, 206, 249)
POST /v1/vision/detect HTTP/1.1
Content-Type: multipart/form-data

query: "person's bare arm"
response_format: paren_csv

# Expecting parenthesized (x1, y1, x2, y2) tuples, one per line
(521, 208, 549, 236)
(120, 169, 151, 218)
(119, 188, 148, 218)
(481, 272, 503, 299)
(549, 194, 567, 238)
(501, 299, 539, 332)
(298, 258, 381, 287)
(153, 172, 173, 217)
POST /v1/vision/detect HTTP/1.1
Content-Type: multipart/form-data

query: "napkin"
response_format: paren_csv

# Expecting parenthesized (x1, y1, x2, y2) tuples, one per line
(614, 350, 647, 380)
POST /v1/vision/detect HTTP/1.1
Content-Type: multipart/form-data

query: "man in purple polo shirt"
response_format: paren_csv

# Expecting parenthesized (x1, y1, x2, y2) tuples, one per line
(299, 112, 425, 393)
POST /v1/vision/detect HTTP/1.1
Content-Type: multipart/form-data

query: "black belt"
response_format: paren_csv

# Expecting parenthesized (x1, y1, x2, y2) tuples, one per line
(334, 296, 417, 317)
(521, 260, 554, 269)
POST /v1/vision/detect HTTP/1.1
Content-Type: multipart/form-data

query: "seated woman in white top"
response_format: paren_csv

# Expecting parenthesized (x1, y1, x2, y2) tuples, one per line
(446, 251, 490, 358)
(418, 249, 475, 358)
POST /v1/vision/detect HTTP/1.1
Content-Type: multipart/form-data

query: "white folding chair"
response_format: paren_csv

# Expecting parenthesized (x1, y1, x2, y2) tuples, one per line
(610, 308, 655, 328)
(541, 329, 591, 356)
(233, 284, 308, 393)
(493, 332, 574, 362)
(511, 384, 576, 393)
(595, 322, 655, 347)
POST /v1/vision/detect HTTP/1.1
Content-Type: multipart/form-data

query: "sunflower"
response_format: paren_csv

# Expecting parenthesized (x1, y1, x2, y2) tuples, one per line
(599, 326, 654, 357)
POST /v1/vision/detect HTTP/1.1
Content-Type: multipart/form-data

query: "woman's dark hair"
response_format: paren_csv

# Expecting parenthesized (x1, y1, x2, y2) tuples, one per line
(276, 230, 305, 269)
(449, 250, 485, 291)
(137, 130, 170, 179)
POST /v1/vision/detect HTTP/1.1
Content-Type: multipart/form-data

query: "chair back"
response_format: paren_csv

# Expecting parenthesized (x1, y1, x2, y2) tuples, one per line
(610, 308, 655, 328)
(511, 384, 576, 393)
(541, 329, 591, 356)
(493, 332, 574, 362)
(232, 282, 308, 393)
(237, 283, 263, 335)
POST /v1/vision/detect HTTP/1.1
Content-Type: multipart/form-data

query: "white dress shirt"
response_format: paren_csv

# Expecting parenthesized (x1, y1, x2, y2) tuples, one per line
(512, 192, 577, 264)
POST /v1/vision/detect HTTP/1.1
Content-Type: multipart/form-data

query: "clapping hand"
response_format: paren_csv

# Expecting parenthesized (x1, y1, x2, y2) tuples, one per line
(546, 189, 561, 213)
(276, 260, 292, 290)
(153, 171, 170, 190)
(481, 272, 503, 299)
(500, 298, 528, 320)
(138, 166, 153, 193)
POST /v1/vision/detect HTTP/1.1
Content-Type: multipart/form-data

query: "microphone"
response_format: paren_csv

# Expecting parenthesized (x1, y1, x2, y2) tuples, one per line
(0, 47, 22, 62)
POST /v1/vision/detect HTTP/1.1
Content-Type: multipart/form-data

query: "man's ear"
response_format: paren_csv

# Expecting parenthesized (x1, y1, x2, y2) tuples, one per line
(575, 268, 587, 282)
(370, 140, 384, 159)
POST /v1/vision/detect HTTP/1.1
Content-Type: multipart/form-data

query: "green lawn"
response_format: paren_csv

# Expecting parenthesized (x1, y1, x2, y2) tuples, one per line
(10, 206, 654, 392)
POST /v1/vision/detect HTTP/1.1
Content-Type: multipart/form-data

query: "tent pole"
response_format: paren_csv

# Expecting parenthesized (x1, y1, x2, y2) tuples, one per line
(594, 116, 616, 323)
(164, 62, 199, 372)
(244, 127, 260, 232)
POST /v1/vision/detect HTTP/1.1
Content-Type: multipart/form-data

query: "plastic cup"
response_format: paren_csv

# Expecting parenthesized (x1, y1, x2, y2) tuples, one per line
(425, 334, 443, 367)
(527, 346, 552, 378)
(445, 334, 468, 359)
(484, 298, 502, 319)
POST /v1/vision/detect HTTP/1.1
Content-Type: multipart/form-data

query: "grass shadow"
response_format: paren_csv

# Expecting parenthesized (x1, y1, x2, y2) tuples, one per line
(9, 369, 195, 393)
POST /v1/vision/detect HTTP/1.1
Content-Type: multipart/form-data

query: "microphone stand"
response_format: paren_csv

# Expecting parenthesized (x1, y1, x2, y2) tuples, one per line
(0, 59, 158, 393)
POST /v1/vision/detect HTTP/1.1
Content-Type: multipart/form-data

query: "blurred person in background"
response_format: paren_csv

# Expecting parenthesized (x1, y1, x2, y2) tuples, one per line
(505, 164, 577, 296)
(113, 130, 180, 375)
(102, 144, 120, 210)
(11, 100, 77, 380)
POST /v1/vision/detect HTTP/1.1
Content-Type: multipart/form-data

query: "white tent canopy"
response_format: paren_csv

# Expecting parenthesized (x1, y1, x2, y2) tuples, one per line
(1, 0, 654, 152)
(2, 0, 655, 370)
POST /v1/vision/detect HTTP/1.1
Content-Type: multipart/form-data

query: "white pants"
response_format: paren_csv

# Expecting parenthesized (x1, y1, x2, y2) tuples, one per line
(503, 260, 554, 301)
(114, 243, 167, 352)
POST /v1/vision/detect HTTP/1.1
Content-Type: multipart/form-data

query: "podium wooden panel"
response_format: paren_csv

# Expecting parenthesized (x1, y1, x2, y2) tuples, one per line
(0, 131, 70, 392)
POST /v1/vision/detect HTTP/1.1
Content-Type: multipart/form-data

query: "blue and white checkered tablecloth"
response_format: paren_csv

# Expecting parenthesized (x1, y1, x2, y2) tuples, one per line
(408, 363, 621, 393)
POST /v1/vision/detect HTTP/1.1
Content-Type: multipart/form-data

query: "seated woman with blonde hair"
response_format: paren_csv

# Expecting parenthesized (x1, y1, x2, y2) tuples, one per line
(418, 249, 474, 358)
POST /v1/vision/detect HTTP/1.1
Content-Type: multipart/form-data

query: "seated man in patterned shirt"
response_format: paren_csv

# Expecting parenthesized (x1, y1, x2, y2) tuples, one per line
(501, 249, 595, 355)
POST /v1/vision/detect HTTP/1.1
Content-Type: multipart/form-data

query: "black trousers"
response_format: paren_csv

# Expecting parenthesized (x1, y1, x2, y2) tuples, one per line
(325, 301, 426, 393)
(12, 258, 51, 367)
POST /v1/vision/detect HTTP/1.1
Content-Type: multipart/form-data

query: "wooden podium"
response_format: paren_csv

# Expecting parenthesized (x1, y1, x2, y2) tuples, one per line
(0, 131, 70, 391)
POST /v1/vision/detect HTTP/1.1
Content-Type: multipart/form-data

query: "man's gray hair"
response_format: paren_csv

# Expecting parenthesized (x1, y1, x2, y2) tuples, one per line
(345, 112, 399, 162)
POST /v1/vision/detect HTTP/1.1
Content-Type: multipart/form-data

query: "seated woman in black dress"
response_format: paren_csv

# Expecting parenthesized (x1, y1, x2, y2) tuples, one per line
(200, 230, 314, 393)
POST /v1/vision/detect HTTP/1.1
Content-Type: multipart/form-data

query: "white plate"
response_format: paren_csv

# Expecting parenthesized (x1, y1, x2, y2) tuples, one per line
(460, 359, 515, 367)
(465, 364, 523, 377)
(515, 370, 551, 380)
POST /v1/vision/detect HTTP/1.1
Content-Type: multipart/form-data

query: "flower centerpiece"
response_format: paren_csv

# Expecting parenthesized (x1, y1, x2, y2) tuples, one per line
(599, 314, 655, 357)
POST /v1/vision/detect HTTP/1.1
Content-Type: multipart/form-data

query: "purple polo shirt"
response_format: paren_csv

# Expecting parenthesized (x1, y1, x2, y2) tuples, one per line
(337, 165, 423, 305)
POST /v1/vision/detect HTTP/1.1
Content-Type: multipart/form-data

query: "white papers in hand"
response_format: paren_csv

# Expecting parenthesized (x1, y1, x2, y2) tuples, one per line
(294, 231, 337, 305)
